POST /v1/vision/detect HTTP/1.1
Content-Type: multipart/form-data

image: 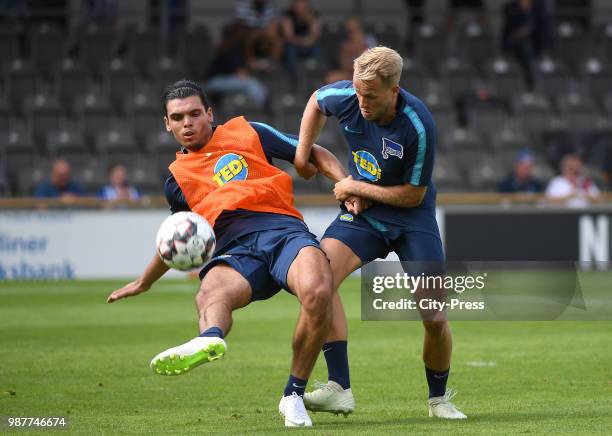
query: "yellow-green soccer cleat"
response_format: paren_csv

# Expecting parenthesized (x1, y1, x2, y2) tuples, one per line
(428, 389, 467, 419)
(150, 336, 227, 376)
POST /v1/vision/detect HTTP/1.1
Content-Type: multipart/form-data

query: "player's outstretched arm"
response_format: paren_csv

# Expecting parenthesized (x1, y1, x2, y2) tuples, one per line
(106, 254, 169, 303)
(295, 92, 327, 179)
(310, 144, 347, 183)
(310, 145, 371, 214)
(334, 176, 427, 208)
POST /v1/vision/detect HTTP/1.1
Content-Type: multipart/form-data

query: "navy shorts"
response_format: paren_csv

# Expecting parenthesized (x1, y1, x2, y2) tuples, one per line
(322, 212, 444, 264)
(199, 225, 320, 302)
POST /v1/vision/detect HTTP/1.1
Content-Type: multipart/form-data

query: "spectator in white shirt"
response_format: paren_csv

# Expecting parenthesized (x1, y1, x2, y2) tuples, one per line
(546, 154, 599, 207)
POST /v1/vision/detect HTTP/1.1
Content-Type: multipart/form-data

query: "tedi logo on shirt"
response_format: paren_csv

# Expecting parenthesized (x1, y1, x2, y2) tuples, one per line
(352, 150, 381, 181)
(213, 153, 249, 186)
(381, 137, 404, 159)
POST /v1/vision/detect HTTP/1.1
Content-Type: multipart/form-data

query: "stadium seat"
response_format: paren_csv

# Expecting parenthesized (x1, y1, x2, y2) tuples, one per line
(127, 158, 165, 196)
(79, 23, 117, 77)
(75, 92, 113, 147)
(177, 24, 213, 80)
(74, 163, 107, 195)
(485, 56, 526, 100)
(103, 58, 140, 113)
(0, 126, 37, 187)
(221, 93, 269, 125)
(464, 92, 509, 139)
(512, 92, 557, 139)
(150, 56, 189, 95)
(0, 95, 11, 133)
(492, 122, 532, 157)
(582, 129, 612, 168)
(433, 155, 464, 192)
(272, 93, 304, 134)
(57, 58, 95, 109)
(143, 130, 178, 177)
(24, 93, 63, 145)
(424, 90, 457, 146)
(16, 163, 48, 197)
(29, 23, 66, 79)
(0, 27, 20, 71)
(457, 20, 496, 72)
(255, 70, 292, 99)
(581, 57, 612, 107)
(45, 127, 89, 168)
(125, 24, 163, 77)
(295, 58, 327, 100)
(94, 125, 139, 163)
(400, 57, 431, 99)
(6, 59, 40, 114)
(534, 57, 571, 100)
(364, 22, 402, 52)
(553, 21, 590, 74)
(439, 56, 477, 101)
(124, 90, 161, 144)
(414, 22, 449, 74)
(311, 0, 354, 22)
(0, 164, 9, 197)
(467, 153, 504, 191)
(595, 22, 612, 61)
(557, 91, 599, 133)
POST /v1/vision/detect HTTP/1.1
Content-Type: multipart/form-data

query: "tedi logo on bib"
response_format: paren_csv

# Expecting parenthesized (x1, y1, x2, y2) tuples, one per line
(213, 153, 249, 186)
(352, 150, 381, 181)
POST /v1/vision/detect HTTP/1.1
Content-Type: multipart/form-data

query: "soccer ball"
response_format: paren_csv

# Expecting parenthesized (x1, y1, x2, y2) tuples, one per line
(156, 212, 216, 271)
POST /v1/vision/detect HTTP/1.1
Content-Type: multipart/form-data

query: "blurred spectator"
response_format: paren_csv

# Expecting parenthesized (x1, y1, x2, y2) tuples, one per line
(236, 0, 283, 73)
(206, 22, 268, 107)
(325, 17, 377, 83)
(99, 164, 140, 201)
(498, 150, 544, 193)
(501, 0, 551, 89)
(281, 0, 321, 72)
(546, 154, 599, 207)
(34, 159, 86, 199)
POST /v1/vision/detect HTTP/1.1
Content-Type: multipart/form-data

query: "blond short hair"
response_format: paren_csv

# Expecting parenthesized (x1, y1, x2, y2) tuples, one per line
(354, 46, 403, 86)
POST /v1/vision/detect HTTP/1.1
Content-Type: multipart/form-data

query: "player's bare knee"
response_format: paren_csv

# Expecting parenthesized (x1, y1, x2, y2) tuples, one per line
(300, 281, 333, 314)
(423, 320, 448, 337)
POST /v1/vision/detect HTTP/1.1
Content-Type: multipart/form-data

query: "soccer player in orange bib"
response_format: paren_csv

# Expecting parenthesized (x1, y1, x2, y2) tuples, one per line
(106, 80, 359, 427)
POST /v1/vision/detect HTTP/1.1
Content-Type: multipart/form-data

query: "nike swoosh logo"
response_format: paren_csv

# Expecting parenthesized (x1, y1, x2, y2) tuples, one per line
(344, 125, 362, 134)
(433, 374, 448, 379)
(292, 382, 306, 388)
(322, 347, 332, 353)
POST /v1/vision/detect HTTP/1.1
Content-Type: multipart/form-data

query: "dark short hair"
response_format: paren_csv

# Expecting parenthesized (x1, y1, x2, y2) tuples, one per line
(162, 79, 211, 115)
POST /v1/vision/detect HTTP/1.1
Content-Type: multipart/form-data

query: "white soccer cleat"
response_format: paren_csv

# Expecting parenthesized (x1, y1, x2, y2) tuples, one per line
(428, 389, 467, 419)
(150, 336, 227, 376)
(278, 392, 313, 427)
(303, 380, 355, 416)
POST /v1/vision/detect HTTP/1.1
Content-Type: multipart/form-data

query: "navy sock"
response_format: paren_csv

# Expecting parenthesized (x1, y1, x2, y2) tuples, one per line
(199, 326, 224, 339)
(425, 366, 449, 398)
(284, 374, 308, 397)
(323, 341, 350, 389)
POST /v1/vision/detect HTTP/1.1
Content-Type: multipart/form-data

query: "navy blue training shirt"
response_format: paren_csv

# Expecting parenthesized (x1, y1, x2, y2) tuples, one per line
(316, 80, 439, 237)
(164, 121, 308, 252)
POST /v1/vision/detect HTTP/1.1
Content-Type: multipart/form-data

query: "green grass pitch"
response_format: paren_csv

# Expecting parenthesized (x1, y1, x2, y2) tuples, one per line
(1, 278, 611, 434)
